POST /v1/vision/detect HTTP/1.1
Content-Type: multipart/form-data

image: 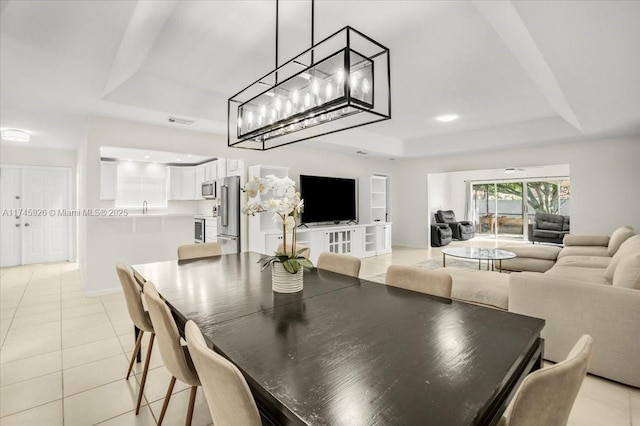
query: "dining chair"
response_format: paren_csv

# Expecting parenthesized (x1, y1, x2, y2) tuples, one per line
(177, 242, 222, 260)
(185, 320, 261, 426)
(316, 252, 361, 278)
(498, 334, 593, 426)
(115, 264, 155, 414)
(143, 281, 201, 426)
(276, 242, 311, 259)
(385, 265, 453, 298)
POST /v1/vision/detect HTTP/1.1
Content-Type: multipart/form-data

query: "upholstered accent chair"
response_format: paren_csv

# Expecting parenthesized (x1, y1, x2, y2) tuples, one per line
(498, 335, 592, 426)
(528, 212, 570, 244)
(177, 242, 222, 260)
(385, 266, 452, 298)
(317, 252, 361, 278)
(185, 321, 261, 426)
(436, 210, 475, 241)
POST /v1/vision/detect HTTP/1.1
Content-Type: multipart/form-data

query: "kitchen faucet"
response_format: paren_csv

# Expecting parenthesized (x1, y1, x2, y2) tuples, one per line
(143, 200, 148, 215)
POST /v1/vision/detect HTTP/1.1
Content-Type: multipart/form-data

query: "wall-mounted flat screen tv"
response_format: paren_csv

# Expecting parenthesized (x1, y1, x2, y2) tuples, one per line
(300, 175, 357, 224)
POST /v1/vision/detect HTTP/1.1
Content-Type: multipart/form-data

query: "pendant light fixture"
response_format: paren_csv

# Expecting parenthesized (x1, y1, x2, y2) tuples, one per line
(228, 0, 391, 150)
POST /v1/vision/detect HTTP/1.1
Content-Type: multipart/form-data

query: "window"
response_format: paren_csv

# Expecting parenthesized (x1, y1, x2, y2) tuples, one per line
(115, 162, 167, 210)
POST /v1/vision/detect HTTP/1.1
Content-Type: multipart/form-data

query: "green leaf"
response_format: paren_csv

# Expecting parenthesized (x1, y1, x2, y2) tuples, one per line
(282, 259, 299, 274)
(298, 258, 314, 269)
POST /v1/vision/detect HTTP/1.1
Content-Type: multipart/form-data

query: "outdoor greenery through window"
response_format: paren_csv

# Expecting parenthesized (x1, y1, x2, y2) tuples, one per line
(472, 179, 570, 240)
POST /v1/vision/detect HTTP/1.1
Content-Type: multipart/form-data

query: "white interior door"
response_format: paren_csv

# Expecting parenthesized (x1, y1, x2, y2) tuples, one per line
(0, 167, 22, 267)
(22, 168, 70, 264)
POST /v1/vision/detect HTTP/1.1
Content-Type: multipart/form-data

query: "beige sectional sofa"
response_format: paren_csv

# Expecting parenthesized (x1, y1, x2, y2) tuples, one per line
(509, 226, 640, 387)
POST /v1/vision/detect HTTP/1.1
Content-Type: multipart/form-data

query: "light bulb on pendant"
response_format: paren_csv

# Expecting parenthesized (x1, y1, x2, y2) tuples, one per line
(304, 93, 311, 108)
(361, 78, 371, 95)
(312, 79, 320, 95)
(274, 96, 282, 112)
(247, 111, 254, 129)
(238, 116, 243, 128)
(285, 100, 292, 115)
(337, 68, 345, 84)
(258, 115, 264, 126)
(260, 105, 266, 117)
(292, 89, 300, 105)
(325, 82, 333, 100)
(350, 71, 360, 91)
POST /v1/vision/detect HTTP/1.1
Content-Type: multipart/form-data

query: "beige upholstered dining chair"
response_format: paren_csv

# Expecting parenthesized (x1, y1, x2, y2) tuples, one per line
(185, 320, 261, 426)
(276, 242, 311, 259)
(177, 242, 222, 260)
(316, 252, 361, 278)
(498, 334, 593, 426)
(385, 265, 453, 298)
(115, 264, 155, 414)
(143, 281, 201, 426)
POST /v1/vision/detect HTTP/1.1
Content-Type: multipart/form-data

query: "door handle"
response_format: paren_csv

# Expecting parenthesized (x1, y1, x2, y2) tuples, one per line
(24, 223, 30, 227)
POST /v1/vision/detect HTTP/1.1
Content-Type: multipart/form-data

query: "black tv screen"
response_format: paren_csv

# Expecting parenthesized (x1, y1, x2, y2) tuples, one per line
(300, 175, 357, 223)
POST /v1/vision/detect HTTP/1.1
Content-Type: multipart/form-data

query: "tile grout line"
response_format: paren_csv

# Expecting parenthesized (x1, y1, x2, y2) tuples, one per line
(0, 266, 35, 347)
(59, 264, 66, 426)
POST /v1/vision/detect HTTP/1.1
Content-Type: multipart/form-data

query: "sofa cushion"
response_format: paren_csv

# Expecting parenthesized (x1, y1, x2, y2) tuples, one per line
(536, 213, 564, 231)
(612, 253, 640, 289)
(544, 266, 609, 285)
(563, 234, 610, 247)
(562, 216, 570, 231)
(555, 256, 611, 269)
(608, 226, 635, 256)
(438, 267, 509, 310)
(604, 234, 640, 281)
(532, 229, 564, 239)
(558, 246, 610, 259)
(501, 244, 562, 260)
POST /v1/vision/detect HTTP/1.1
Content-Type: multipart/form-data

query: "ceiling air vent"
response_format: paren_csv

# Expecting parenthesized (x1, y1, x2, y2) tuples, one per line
(168, 117, 195, 126)
(356, 150, 368, 155)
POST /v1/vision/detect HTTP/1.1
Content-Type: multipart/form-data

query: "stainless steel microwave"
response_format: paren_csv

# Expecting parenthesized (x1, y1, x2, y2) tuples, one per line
(201, 180, 216, 199)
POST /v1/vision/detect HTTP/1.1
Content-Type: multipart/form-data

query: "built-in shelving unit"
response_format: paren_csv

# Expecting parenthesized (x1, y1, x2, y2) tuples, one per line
(371, 175, 388, 222)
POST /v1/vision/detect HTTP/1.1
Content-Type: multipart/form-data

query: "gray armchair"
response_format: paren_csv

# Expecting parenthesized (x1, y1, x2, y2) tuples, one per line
(528, 212, 570, 244)
(436, 210, 475, 241)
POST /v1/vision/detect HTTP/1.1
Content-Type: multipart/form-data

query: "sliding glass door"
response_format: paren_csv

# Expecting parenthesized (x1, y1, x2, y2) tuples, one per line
(472, 178, 570, 241)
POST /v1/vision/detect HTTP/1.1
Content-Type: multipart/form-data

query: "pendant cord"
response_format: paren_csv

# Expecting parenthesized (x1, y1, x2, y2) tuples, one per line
(275, 0, 279, 84)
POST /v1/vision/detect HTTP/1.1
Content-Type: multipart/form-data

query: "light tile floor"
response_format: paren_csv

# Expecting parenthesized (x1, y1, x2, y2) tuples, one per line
(0, 242, 638, 425)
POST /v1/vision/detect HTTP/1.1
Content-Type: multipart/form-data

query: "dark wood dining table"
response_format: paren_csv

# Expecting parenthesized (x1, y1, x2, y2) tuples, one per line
(133, 252, 545, 426)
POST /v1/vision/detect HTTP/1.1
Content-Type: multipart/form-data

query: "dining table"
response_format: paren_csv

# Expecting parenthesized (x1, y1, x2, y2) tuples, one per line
(132, 252, 545, 426)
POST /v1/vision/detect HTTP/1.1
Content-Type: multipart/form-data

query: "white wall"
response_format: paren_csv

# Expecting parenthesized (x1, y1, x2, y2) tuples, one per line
(0, 145, 78, 261)
(393, 137, 640, 248)
(80, 117, 393, 295)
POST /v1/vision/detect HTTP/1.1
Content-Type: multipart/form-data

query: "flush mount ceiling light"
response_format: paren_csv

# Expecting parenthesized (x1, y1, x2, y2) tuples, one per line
(228, 0, 391, 150)
(434, 114, 459, 123)
(1, 128, 30, 142)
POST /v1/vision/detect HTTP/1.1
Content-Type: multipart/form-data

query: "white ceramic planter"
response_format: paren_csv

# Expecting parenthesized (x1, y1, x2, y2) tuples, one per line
(272, 262, 303, 293)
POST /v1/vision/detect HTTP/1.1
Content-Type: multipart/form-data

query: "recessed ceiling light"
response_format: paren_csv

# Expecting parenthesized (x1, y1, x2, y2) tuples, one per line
(187, 154, 193, 158)
(176, 158, 182, 162)
(434, 114, 459, 123)
(144, 155, 150, 159)
(1, 128, 30, 142)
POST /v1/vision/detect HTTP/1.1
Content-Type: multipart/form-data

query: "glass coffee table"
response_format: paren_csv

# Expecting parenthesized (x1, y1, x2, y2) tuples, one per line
(441, 247, 516, 272)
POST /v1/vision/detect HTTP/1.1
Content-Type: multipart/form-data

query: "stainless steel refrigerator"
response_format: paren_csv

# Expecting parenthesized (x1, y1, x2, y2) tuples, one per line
(216, 176, 241, 254)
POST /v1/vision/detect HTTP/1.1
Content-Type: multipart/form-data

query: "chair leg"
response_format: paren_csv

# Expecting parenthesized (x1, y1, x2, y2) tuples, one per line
(185, 386, 197, 426)
(135, 333, 155, 415)
(126, 330, 144, 379)
(158, 376, 177, 426)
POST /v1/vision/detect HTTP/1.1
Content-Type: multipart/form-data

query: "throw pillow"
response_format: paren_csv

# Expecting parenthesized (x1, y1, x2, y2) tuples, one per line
(605, 234, 640, 281)
(612, 253, 640, 290)
(607, 226, 635, 256)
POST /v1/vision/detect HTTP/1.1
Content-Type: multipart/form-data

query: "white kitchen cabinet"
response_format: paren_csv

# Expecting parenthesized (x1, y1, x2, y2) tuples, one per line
(100, 162, 117, 200)
(205, 220, 217, 242)
(195, 165, 206, 199)
(167, 166, 197, 200)
(195, 161, 218, 199)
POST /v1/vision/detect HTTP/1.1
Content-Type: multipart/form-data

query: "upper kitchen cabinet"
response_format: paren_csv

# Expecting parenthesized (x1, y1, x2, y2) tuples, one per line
(100, 161, 117, 200)
(167, 166, 197, 200)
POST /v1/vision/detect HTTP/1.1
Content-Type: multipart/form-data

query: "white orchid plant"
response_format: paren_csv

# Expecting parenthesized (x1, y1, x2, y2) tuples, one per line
(242, 175, 313, 274)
